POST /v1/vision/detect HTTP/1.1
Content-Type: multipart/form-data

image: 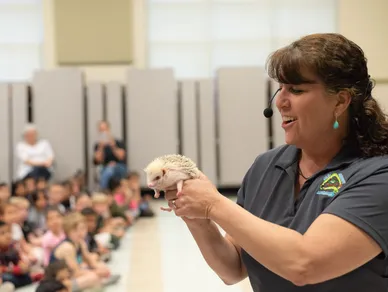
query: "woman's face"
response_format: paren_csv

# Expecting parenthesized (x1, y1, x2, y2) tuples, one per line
(24, 129, 37, 144)
(275, 79, 341, 149)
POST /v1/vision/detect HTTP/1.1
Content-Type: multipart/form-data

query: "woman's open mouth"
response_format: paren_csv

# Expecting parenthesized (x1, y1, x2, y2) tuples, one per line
(282, 116, 297, 128)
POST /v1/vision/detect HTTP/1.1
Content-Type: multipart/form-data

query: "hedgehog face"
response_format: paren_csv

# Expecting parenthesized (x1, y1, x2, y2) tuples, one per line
(146, 167, 167, 189)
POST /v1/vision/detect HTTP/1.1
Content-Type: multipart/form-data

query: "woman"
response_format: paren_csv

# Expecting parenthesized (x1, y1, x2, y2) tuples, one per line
(164, 33, 388, 291)
(15, 124, 54, 181)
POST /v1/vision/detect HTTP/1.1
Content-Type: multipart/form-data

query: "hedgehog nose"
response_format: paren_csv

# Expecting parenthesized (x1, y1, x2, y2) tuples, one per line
(148, 182, 155, 188)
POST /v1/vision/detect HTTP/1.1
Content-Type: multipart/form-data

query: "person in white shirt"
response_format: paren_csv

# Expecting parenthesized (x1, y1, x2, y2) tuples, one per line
(15, 124, 54, 181)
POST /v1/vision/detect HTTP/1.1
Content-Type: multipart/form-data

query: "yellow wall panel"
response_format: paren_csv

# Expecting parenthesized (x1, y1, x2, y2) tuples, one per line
(54, 0, 133, 65)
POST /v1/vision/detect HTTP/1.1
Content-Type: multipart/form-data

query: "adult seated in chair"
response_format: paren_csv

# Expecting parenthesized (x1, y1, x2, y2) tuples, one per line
(93, 121, 127, 190)
(15, 124, 54, 181)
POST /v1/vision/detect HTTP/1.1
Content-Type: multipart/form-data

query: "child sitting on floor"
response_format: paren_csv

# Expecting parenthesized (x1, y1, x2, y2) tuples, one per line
(49, 212, 120, 291)
(0, 220, 43, 288)
(127, 171, 155, 217)
(41, 206, 66, 267)
(81, 207, 111, 262)
(36, 260, 71, 292)
(7, 198, 44, 266)
(92, 193, 126, 246)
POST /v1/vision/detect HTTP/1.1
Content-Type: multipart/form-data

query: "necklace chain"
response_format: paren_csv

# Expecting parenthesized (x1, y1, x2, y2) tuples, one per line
(298, 165, 310, 180)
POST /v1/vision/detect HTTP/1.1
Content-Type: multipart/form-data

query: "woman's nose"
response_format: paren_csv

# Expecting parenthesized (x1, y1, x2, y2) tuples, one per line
(275, 90, 290, 109)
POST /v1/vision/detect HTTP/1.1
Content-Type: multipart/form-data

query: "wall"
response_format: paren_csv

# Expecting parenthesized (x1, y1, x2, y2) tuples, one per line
(42, 0, 388, 84)
(42, 0, 148, 83)
(338, 0, 388, 81)
(338, 0, 388, 111)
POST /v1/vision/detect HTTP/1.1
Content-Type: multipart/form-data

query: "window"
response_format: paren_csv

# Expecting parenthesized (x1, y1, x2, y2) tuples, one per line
(0, 0, 43, 81)
(147, 0, 337, 78)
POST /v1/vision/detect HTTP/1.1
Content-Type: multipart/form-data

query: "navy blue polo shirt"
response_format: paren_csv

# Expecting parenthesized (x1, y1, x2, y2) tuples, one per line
(237, 144, 388, 292)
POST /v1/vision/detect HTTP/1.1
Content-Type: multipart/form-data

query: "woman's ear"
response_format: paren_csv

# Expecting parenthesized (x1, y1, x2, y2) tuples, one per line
(335, 90, 352, 116)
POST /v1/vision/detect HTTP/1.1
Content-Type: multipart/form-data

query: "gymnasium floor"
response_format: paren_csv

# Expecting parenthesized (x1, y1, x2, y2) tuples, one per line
(18, 198, 253, 292)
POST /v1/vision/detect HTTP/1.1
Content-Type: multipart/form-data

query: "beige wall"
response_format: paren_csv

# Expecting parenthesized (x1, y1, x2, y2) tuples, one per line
(42, 0, 148, 83)
(43, 0, 388, 85)
(338, 0, 388, 81)
(338, 0, 388, 111)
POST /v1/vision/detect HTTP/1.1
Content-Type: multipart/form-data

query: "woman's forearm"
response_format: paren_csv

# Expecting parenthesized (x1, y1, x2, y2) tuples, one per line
(209, 196, 307, 285)
(25, 159, 44, 167)
(185, 219, 246, 284)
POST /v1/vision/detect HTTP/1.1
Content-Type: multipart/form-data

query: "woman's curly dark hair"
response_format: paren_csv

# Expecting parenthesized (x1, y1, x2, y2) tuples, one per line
(266, 33, 388, 157)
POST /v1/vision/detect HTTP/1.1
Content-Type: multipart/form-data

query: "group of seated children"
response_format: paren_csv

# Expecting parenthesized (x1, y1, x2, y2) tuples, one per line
(0, 170, 155, 291)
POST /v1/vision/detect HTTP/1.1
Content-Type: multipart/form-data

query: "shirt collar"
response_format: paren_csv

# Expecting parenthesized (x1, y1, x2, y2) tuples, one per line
(275, 144, 360, 171)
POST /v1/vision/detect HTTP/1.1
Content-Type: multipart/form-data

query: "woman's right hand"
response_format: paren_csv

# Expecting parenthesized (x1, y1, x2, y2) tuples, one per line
(165, 188, 212, 225)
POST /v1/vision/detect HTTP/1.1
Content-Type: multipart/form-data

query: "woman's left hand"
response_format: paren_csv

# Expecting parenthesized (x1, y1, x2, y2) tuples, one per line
(166, 173, 224, 219)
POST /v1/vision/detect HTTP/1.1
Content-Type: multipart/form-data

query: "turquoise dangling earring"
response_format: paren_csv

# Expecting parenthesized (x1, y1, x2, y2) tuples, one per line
(333, 115, 339, 129)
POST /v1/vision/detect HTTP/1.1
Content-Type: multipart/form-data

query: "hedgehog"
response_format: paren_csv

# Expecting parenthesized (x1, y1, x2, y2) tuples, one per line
(144, 154, 200, 210)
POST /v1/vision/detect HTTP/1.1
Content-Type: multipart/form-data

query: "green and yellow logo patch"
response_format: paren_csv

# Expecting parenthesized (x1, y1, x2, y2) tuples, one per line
(317, 172, 346, 197)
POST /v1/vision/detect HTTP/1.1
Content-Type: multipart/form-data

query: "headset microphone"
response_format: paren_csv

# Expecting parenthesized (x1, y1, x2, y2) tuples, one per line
(263, 88, 280, 118)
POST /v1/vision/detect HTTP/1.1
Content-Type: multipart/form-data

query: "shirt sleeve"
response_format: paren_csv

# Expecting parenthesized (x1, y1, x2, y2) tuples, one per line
(322, 167, 388, 257)
(16, 142, 28, 162)
(236, 155, 262, 208)
(43, 140, 54, 159)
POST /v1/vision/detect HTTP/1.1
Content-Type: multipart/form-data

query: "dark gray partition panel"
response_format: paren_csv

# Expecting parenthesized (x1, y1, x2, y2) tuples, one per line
(216, 67, 268, 187)
(106, 82, 123, 141)
(126, 68, 178, 187)
(0, 84, 10, 184)
(32, 69, 85, 181)
(11, 83, 29, 180)
(271, 80, 285, 148)
(180, 80, 198, 164)
(198, 79, 217, 185)
(86, 82, 104, 190)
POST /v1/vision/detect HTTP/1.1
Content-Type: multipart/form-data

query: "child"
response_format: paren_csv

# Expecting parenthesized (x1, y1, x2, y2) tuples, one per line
(50, 212, 120, 291)
(36, 260, 71, 292)
(0, 220, 42, 288)
(92, 194, 126, 244)
(80, 208, 111, 262)
(41, 206, 66, 267)
(61, 180, 74, 211)
(23, 176, 36, 196)
(0, 202, 30, 258)
(47, 183, 66, 214)
(36, 178, 48, 192)
(8, 198, 34, 242)
(10, 181, 26, 199)
(27, 191, 47, 234)
(110, 177, 130, 207)
(7, 198, 44, 265)
(128, 171, 155, 217)
(74, 193, 92, 212)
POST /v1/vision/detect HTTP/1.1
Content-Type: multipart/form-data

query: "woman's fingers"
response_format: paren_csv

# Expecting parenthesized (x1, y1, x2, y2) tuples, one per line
(165, 189, 178, 201)
(160, 206, 172, 212)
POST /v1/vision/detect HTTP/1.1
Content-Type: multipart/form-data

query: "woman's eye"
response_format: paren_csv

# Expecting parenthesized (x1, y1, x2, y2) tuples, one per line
(289, 88, 303, 94)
